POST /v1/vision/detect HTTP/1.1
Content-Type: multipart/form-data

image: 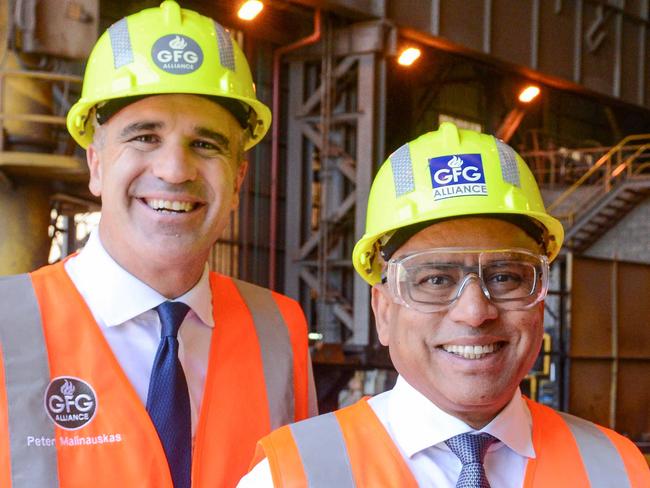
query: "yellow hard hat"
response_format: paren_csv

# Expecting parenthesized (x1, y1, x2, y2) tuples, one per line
(67, 0, 271, 151)
(352, 122, 564, 285)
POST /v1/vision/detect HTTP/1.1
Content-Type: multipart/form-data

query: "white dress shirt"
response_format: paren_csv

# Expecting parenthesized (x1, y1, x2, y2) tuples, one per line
(64, 229, 214, 436)
(238, 375, 535, 487)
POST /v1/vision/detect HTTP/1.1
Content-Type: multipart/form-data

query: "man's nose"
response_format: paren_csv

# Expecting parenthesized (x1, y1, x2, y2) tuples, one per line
(152, 144, 198, 183)
(447, 275, 499, 326)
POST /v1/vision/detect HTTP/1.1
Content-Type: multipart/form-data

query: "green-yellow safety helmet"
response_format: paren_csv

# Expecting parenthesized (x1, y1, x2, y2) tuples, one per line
(352, 122, 564, 285)
(67, 0, 271, 151)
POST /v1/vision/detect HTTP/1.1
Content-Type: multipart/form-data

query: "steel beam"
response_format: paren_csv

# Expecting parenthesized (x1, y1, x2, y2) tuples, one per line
(284, 20, 386, 348)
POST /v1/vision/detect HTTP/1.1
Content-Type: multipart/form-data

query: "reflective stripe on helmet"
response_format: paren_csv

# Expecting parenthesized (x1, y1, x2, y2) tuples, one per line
(390, 142, 415, 197)
(213, 22, 235, 71)
(233, 280, 294, 429)
(558, 411, 632, 488)
(289, 413, 356, 488)
(108, 18, 134, 69)
(0, 275, 60, 488)
(496, 138, 521, 187)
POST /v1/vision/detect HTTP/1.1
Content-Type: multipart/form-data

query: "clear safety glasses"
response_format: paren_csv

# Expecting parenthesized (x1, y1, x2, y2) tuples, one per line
(384, 248, 549, 313)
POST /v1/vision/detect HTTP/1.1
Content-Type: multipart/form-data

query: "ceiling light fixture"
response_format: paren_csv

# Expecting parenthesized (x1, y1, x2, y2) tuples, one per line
(238, 0, 263, 21)
(398, 47, 421, 66)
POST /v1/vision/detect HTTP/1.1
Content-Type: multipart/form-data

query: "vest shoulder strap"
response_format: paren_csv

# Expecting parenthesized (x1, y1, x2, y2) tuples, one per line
(333, 399, 419, 487)
(229, 277, 295, 429)
(525, 398, 646, 488)
(257, 399, 418, 487)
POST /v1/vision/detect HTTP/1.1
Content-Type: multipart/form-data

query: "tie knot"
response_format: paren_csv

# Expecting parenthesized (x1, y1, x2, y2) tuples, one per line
(156, 301, 190, 338)
(445, 433, 496, 465)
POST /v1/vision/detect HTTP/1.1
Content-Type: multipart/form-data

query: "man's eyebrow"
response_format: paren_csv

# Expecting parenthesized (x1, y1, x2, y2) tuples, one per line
(195, 127, 230, 150)
(119, 121, 164, 139)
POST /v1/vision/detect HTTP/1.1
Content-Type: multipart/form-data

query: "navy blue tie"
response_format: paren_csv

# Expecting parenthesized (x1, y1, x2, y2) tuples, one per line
(147, 301, 192, 488)
(445, 432, 496, 488)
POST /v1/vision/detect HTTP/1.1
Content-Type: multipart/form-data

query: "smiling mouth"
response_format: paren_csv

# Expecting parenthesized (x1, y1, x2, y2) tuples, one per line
(142, 198, 200, 213)
(440, 342, 505, 360)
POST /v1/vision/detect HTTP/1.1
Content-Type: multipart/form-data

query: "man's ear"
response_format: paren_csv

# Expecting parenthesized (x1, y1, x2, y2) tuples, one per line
(86, 144, 102, 197)
(230, 159, 249, 211)
(371, 284, 392, 346)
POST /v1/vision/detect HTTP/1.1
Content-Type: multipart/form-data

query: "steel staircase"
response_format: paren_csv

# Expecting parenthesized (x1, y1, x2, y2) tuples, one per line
(535, 134, 650, 253)
(562, 178, 650, 253)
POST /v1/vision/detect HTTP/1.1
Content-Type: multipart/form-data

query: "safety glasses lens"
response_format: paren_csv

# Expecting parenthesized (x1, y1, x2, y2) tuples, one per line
(390, 249, 548, 312)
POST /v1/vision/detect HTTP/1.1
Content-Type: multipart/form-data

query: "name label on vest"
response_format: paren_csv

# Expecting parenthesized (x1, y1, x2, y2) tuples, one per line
(44, 377, 98, 430)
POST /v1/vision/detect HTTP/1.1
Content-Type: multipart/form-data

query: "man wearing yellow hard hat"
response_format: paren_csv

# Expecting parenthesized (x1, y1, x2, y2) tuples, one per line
(0, 2, 316, 487)
(240, 123, 650, 487)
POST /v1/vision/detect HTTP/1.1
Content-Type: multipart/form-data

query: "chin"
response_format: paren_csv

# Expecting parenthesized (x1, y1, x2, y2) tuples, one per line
(448, 383, 512, 408)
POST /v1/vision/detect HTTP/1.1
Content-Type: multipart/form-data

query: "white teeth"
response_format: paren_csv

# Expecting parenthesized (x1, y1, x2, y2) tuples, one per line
(442, 343, 500, 359)
(146, 199, 195, 212)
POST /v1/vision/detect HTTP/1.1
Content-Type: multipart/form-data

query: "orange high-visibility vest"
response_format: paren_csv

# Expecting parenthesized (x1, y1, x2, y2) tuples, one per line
(253, 397, 650, 487)
(0, 262, 317, 488)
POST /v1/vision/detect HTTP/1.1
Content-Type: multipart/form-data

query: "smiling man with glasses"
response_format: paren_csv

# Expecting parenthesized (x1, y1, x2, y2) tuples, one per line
(240, 122, 649, 488)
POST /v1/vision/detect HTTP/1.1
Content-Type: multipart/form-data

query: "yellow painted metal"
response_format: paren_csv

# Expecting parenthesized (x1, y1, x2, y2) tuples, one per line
(1, 52, 54, 144)
(0, 151, 86, 180)
(0, 180, 52, 275)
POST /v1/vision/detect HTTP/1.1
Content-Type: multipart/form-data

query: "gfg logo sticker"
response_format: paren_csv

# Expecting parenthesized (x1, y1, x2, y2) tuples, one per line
(44, 377, 97, 430)
(429, 154, 488, 201)
(152, 34, 203, 74)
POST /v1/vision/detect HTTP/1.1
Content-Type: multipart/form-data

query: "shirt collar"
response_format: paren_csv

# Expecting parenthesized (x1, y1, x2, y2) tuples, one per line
(70, 229, 214, 328)
(387, 375, 535, 459)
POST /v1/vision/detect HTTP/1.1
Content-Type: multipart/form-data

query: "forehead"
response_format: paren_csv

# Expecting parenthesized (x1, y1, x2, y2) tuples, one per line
(103, 94, 241, 135)
(396, 217, 540, 255)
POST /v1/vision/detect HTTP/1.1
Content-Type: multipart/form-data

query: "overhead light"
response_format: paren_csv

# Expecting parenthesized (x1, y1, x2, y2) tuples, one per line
(398, 47, 421, 66)
(238, 0, 263, 21)
(518, 85, 541, 103)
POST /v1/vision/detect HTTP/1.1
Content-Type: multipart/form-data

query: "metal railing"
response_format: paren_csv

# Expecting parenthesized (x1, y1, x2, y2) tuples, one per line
(522, 134, 650, 227)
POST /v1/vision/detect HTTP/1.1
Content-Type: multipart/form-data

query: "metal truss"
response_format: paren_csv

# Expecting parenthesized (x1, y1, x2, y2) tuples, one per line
(284, 20, 391, 348)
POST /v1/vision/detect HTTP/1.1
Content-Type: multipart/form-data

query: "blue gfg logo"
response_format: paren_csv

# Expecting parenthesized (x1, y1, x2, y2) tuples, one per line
(429, 154, 488, 201)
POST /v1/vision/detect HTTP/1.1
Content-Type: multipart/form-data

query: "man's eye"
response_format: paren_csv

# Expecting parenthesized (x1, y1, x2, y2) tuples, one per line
(192, 140, 223, 152)
(414, 274, 455, 288)
(130, 134, 158, 144)
(487, 273, 520, 284)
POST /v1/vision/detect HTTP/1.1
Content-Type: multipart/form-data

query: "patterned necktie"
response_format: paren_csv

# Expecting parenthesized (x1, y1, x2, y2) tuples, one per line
(445, 432, 497, 488)
(146, 301, 192, 488)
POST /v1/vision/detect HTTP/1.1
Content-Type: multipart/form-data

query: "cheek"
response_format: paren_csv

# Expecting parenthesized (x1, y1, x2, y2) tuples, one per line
(206, 165, 237, 198)
(513, 310, 544, 365)
(101, 156, 142, 197)
(390, 310, 434, 352)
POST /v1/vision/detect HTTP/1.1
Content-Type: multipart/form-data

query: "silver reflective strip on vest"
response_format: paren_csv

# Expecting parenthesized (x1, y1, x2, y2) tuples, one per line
(290, 413, 356, 488)
(0, 275, 59, 487)
(108, 18, 133, 69)
(495, 138, 521, 187)
(234, 280, 294, 428)
(214, 22, 235, 71)
(390, 143, 415, 197)
(306, 354, 318, 417)
(558, 411, 631, 488)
